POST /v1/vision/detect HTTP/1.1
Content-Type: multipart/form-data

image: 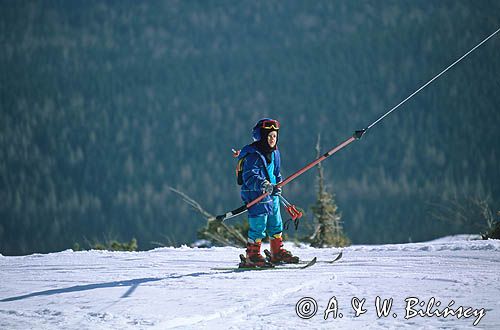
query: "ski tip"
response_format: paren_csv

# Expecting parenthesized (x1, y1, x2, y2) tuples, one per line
(300, 257, 317, 269)
(323, 251, 343, 264)
(332, 251, 343, 263)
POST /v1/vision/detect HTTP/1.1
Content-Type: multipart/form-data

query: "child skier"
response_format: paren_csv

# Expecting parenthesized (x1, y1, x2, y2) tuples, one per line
(237, 118, 299, 267)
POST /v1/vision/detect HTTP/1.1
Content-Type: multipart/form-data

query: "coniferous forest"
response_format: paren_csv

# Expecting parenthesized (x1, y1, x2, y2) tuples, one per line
(1, 1, 499, 255)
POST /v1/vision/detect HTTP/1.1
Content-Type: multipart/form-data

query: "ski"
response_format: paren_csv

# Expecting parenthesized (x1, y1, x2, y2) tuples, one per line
(210, 251, 341, 272)
(263, 249, 342, 264)
(324, 251, 343, 264)
(211, 257, 317, 272)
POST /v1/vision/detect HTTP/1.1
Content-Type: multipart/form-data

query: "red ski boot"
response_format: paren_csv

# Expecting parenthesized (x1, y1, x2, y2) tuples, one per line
(239, 241, 274, 268)
(269, 234, 299, 264)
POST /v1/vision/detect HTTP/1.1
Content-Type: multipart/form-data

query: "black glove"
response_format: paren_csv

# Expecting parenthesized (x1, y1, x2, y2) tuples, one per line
(271, 185, 282, 196)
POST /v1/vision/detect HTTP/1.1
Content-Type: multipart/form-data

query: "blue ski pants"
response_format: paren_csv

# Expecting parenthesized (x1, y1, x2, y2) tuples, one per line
(248, 196, 283, 242)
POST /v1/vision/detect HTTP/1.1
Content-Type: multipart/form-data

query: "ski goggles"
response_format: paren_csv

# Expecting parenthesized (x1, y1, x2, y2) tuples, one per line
(260, 119, 280, 130)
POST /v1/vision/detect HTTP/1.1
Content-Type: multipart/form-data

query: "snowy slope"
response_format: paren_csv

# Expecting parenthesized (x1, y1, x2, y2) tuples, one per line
(1, 236, 499, 330)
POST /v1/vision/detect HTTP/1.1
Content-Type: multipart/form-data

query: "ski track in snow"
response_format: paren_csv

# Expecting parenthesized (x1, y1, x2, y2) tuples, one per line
(0, 236, 499, 329)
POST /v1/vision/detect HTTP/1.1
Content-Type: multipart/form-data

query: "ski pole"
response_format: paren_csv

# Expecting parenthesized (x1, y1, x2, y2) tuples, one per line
(279, 195, 303, 221)
(280, 195, 303, 231)
(215, 26, 500, 222)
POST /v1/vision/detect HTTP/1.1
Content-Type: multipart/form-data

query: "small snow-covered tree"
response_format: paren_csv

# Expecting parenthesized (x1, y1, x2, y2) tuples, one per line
(309, 134, 350, 248)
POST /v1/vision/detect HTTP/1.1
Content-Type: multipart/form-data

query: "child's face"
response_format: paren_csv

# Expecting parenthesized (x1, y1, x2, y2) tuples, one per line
(267, 131, 278, 148)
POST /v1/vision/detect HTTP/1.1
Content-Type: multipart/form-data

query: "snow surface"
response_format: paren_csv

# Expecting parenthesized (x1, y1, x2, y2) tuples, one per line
(1, 236, 499, 329)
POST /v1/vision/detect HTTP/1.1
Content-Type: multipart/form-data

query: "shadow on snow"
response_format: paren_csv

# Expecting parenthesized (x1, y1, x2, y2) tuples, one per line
(0, 271, 216, 302)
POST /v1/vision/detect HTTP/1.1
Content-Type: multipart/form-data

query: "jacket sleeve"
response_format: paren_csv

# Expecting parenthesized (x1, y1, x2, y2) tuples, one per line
(274, 150, 283, 183)
(242, 153, 266, 191)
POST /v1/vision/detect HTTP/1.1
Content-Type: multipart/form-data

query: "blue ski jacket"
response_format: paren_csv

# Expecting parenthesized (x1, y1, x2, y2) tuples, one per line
(238, 144, 282, 217)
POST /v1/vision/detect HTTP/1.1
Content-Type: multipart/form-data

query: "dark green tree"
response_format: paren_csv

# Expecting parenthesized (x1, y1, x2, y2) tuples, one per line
(90, 238, 138, 252)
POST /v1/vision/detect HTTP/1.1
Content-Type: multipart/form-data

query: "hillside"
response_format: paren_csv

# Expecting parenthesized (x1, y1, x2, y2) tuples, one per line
(1, 1, 500, 254)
